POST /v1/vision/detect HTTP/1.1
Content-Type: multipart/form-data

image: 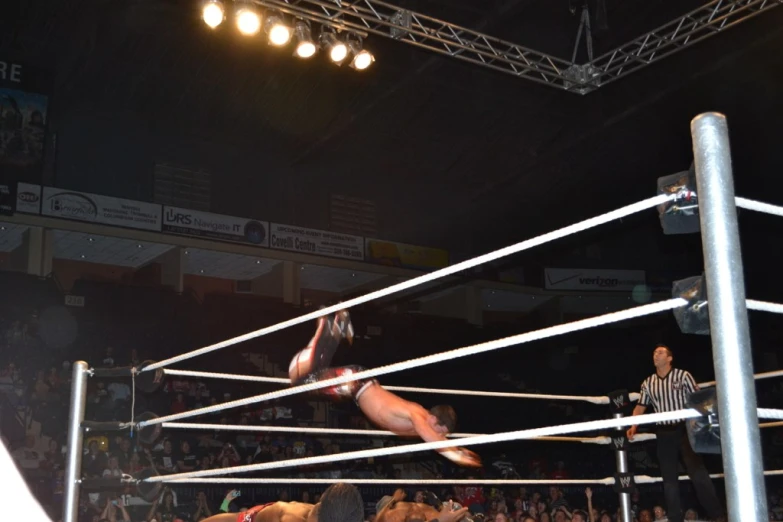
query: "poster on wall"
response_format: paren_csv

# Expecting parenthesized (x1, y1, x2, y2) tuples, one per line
(15, 182, 41, 214)
(0, 59, 50, 183)
(41, 187, 162, 231)
(270, 224, 364, 261)
(162, 206, 269, 247)
(365, 238, 449, 271)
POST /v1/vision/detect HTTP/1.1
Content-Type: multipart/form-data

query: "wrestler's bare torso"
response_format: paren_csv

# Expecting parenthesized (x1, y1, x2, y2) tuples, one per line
(202, 502, 314, 522)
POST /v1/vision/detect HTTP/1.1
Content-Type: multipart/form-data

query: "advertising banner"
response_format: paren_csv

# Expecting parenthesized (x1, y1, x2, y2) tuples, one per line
(270, 224, 364, 261)
(0, 182, 13, 215)
(1, 58, 51, 182)
(41, 187, 161, 231)
(162, 206, 269, 247)
(15, 182, 41, 214)
(365, 238, 449, 271)
(544, 268, 646, 292)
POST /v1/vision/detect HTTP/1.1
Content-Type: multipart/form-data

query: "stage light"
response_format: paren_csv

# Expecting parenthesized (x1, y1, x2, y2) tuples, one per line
(235, 3, 261, 36)
(202, 0, 224, 28)
(294, 21, 316, 58)
(349, 41, 374, 70)
(329, 41, 348, 62)
(352, 50, 374, 70)
(320, 30, 348, 63)
(265, 12, 292, 46)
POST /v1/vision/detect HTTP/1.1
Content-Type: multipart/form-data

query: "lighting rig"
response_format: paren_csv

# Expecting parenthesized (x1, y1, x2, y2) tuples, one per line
(201, 0, 375, 70)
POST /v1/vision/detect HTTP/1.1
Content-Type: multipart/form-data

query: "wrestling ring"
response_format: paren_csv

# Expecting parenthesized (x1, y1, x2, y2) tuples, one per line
(61, 113, 783, 522)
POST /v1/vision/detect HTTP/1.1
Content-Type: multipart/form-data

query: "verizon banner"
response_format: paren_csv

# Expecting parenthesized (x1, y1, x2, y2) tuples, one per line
(163, 207, 269, 247)
(41, 187, 161, 231)
(270, 224, 364, 261)
(544, 268, 646, 292)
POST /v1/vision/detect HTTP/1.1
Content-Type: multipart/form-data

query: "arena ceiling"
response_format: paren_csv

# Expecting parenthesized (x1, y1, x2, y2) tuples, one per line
(3, 0, 783, 260)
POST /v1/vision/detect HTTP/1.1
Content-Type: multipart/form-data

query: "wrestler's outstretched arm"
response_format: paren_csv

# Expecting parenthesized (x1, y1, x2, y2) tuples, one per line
(409, 410, 481, 467)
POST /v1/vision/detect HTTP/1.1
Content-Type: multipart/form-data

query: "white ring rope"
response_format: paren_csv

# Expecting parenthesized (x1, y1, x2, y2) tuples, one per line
(760, 408, 783, 421)
(736, 196, 783, 218)
(143, 407, 705, 482)
(138, 298, 685, 428)
(699, 368, 783, 388)
(164, 369, 289, 384)
(162, 369, 633, 405)
(166, 477, 617, 485)
(159, 421, 658, 445)
(143, 195, 674, 373)
(159, 469, 783, 485)
(145, 408, 782, 483)
(746, 299, 783, 315)
(163, 295, 783, 397)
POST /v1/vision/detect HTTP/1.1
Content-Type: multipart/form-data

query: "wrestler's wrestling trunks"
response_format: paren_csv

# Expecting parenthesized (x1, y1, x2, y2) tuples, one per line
(297, 365, 377, 405)
(238, 503, 276, 522)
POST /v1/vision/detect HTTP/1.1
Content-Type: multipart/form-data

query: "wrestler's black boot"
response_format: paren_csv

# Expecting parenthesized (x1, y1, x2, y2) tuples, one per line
(309, 309, 354, 372)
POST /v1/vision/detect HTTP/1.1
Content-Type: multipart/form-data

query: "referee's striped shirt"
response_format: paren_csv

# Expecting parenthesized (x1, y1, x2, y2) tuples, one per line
(639, 368, 698, 425)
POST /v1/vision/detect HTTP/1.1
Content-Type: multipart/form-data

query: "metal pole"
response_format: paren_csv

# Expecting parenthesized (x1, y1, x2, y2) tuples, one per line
(63, 361, 89, 522)
(614, 412, 633, 522)
(691, 112, 768, 522)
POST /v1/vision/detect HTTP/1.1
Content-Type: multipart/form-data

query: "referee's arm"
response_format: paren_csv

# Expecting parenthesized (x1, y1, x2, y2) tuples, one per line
(627, 383, 650, 440)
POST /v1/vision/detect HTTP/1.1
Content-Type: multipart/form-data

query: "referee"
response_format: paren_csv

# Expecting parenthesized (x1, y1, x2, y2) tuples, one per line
(626, 344, 725, 522)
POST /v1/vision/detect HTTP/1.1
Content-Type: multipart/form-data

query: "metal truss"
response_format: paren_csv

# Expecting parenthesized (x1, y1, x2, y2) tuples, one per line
(255, 0, 576, 90)
(586, 0, 783, 93)
(250, 0, 782, 93)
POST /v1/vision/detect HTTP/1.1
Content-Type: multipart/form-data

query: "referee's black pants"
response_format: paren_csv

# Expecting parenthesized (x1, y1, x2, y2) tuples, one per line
(656, 423, 724, 522)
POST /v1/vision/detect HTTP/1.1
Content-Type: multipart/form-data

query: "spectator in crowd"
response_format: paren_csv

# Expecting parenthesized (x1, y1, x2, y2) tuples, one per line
(103, 456, 123, 479)
(147, 488, 178, 522)
(155, 439, 179, 474)
(83, 440, 108, 478)
(193, 491, 213, 521)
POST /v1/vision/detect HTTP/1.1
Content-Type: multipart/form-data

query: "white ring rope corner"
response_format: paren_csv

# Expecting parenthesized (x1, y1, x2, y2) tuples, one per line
(746, 299, 783, 315)
(736, 196, 783, 218)
(142, 194, 675, 373)
(138, 298, 686, 428)
(144, 407, 705, 483)
(163, 369, 629, 405)
(159, 421, 656, 445)
(156, 469, 783, 485)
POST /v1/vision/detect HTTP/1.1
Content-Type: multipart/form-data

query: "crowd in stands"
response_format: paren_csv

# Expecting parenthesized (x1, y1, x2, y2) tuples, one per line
(1, 272, 782, 522)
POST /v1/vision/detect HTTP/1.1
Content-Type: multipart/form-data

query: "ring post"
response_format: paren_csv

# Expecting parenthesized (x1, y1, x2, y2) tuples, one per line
(63, 361, 90, 522)
(691, 112, 768, 522)
(613, 412, 632, 522)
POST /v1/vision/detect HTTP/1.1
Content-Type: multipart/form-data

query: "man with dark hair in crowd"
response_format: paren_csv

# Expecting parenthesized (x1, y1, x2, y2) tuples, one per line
(627, 344, 725, 522)
(288, 311, 481, 468)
